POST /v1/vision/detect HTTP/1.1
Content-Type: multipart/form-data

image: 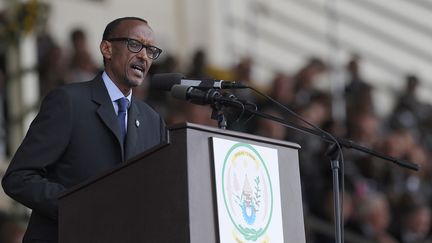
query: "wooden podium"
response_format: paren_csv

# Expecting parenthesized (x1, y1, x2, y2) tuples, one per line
(59, 123, 305, 243)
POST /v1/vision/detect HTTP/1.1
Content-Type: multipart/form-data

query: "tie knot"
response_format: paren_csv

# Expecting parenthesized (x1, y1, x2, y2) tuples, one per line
(117, 97, 129, 112)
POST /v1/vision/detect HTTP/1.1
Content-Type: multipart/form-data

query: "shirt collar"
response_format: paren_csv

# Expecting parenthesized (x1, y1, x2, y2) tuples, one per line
(102, 71, 132, 104)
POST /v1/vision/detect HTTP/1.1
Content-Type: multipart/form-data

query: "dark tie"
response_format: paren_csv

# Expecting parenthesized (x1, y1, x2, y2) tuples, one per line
(116, 97, 129, 143)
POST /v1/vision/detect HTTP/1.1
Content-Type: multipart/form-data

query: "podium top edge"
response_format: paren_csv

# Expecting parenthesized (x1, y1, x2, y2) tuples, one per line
(59, 123, 300, 199)
(169, 122, 301, 149)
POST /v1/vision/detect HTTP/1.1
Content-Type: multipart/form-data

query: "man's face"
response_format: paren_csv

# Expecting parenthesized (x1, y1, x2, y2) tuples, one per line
(101, 20, 156, 94)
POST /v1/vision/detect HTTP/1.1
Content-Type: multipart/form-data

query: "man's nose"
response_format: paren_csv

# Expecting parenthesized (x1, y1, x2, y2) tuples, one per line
(136, 48, 149, 60)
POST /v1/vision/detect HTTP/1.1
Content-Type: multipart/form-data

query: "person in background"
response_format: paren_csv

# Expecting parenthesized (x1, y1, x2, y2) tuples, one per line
(67, 28, 100, 83)
(355, 192, 399, 243)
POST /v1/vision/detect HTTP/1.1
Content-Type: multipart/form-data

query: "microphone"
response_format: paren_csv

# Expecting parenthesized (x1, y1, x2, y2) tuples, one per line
(171, 84, 221, 105)
(151, 73, 248, 91)
(170, 85, 244, 108)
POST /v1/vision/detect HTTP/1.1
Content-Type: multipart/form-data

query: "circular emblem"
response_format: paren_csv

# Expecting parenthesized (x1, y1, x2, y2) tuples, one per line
(222, 143, 273, 241)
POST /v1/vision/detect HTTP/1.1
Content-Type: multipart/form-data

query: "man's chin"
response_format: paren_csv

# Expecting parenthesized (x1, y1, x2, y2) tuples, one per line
(126, 77, 145, 88)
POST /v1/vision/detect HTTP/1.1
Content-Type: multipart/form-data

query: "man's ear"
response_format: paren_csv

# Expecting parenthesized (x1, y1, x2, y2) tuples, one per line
(100, 40, 112, 61)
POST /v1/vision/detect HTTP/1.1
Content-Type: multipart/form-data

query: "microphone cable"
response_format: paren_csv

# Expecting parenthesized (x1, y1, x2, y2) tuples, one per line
(221, 91, 258, 125)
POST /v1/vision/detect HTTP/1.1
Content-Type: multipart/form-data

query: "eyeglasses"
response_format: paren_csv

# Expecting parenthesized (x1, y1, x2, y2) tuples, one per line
(106, 37, 162, 60)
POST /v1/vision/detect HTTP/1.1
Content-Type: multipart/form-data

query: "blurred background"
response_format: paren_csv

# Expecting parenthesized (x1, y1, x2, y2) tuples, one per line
(1, 0, 432, 242)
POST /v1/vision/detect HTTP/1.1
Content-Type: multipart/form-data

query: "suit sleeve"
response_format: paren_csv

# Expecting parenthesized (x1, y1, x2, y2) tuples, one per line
(2, 88, 73, 220)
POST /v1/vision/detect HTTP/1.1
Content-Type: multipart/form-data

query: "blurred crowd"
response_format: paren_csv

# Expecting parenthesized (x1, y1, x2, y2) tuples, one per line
(1, 26, 432, 243)
(150, 50, 432, 243)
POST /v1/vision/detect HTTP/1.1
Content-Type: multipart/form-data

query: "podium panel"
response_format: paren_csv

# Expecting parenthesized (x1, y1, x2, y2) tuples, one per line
(59, 123, 305, 243)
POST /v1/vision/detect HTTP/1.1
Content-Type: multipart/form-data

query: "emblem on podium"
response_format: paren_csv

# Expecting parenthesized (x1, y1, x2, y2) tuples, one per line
(213, 138, 285, 243)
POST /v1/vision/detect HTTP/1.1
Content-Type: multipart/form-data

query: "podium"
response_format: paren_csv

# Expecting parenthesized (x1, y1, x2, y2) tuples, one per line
(59, 123, 305, 243)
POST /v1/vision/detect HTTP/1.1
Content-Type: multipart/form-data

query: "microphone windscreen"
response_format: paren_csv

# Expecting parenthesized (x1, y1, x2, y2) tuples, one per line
(170, 84, 190, 101)
(150, 73, 185, 91)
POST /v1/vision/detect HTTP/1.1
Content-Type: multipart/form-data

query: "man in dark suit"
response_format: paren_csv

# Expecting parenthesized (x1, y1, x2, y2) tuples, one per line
(2, 17, 166, 242)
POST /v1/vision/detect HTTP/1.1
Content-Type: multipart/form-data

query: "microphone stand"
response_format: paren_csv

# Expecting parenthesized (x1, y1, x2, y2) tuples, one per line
(244, 105, 418, 243)
(170, 85, 418, 242)
(326, 144, 343, 243)
(214, 98, 419, 243)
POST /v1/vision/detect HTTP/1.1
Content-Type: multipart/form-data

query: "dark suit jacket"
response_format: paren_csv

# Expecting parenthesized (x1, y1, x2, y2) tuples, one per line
(2, 75, 166, 242)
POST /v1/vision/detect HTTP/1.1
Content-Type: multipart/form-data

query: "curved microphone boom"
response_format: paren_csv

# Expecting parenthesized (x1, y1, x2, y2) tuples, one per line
(151, 73, 248, 91)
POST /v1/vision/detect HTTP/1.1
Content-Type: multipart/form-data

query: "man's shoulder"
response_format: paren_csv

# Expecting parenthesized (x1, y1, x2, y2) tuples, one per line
(40, 75, 102, 107)
(59, 75, 101, 93)
(45, 75, 104, 102)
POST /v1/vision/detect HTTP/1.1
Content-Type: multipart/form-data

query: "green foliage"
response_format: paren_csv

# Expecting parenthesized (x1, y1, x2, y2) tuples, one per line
(0, 0, 49, 47)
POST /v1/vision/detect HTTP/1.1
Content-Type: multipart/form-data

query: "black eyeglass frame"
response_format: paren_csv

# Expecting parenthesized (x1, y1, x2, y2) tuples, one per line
(105, 37, 162, 60)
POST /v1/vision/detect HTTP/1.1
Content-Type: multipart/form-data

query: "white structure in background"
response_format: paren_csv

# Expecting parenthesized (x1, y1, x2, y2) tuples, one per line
(3, 3, 40, 156)
(0, 0, 39, 214)
(36, 0, 432, 117)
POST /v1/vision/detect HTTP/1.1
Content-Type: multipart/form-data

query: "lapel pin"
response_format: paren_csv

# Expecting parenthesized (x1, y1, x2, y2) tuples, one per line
(135, 119, 140, 127)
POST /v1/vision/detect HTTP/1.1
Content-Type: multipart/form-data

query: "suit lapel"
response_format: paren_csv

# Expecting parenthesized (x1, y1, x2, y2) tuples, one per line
(124, 98, 140, 160)
(91, 76, 125, 159)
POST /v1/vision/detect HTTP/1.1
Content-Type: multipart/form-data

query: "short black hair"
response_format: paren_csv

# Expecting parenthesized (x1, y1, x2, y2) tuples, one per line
(101, 17, 149, 65)
(102, 17, 148, 41)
